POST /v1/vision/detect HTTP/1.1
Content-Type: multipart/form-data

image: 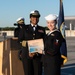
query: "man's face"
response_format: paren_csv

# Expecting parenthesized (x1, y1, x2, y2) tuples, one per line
(30, 16, 39, 25)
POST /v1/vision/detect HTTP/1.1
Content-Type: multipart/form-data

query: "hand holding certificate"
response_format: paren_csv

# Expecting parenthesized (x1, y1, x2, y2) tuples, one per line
(27, 39, 44, 54)
(29, 53, 35, 57)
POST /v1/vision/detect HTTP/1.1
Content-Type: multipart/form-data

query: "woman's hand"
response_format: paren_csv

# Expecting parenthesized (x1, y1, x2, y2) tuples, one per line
(29, 53, 35, 57)
(38, 49, 43, 54)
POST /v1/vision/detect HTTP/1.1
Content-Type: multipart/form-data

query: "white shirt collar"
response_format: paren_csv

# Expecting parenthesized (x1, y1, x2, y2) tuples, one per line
(47, 29, 59, 35)
(31, 24, 37, 27)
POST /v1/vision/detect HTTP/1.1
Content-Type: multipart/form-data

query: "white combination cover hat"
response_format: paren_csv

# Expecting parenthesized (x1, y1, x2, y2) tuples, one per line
(16, 17, 24, 22)
(45, 14, 57, 21)
(30, 11, 35, 14)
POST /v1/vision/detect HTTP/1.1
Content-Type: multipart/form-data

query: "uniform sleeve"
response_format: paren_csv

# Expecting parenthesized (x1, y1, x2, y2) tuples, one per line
(18, 28, 25, 43)
(18, 28, 24, 49)
(43, 28, 46, 38)
(14, 28, 19, 37)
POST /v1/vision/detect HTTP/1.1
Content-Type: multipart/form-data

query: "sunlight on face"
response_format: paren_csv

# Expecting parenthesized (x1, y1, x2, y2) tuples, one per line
(30, 17, 39, 25)
(47, 20, 56, 31)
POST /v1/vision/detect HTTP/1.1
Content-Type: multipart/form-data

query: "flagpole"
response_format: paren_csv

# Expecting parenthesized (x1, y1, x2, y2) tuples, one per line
(60, 0, 61, 8)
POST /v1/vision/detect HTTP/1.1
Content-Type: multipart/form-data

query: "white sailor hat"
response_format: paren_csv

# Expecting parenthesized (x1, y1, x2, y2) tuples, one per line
(45, 14, 57, 21)
(16, 17, 24, 23)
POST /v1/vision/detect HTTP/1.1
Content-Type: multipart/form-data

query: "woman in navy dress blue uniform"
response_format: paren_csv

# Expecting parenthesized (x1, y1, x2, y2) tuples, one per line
(18, 10, 46, 75)
(38, 14, 64, 75)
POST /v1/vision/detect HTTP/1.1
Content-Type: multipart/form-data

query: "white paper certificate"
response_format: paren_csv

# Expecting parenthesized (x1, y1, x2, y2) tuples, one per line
(27, 39, 44, 53)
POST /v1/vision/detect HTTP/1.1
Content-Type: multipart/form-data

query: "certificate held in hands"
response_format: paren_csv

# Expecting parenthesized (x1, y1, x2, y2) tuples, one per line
(27, 39, 44, 53)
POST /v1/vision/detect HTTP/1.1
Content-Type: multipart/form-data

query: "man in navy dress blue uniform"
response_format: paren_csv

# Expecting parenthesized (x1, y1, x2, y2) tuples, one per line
(18, 10, 46, 75)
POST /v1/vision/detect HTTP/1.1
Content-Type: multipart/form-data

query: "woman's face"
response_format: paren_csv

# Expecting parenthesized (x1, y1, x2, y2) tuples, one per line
(47, 20, 57, 31)
(30, 16, 39, 25)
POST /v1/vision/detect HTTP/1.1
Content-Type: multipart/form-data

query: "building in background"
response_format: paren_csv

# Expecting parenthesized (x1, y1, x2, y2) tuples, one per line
(0, 16, 75, 37)
(65, 16, 75, 30)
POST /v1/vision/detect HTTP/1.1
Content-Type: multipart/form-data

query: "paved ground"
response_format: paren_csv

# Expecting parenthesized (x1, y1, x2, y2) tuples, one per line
(61, 37, 75, 75)
(0, 36, 75, 75)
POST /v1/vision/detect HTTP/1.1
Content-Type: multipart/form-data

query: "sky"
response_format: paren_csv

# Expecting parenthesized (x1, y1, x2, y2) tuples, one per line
(0, 0, 75, 27)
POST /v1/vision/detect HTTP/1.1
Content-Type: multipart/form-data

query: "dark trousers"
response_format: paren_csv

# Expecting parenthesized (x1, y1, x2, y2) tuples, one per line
(22, 58, 42, 75)
(21, 47, 42, 75)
